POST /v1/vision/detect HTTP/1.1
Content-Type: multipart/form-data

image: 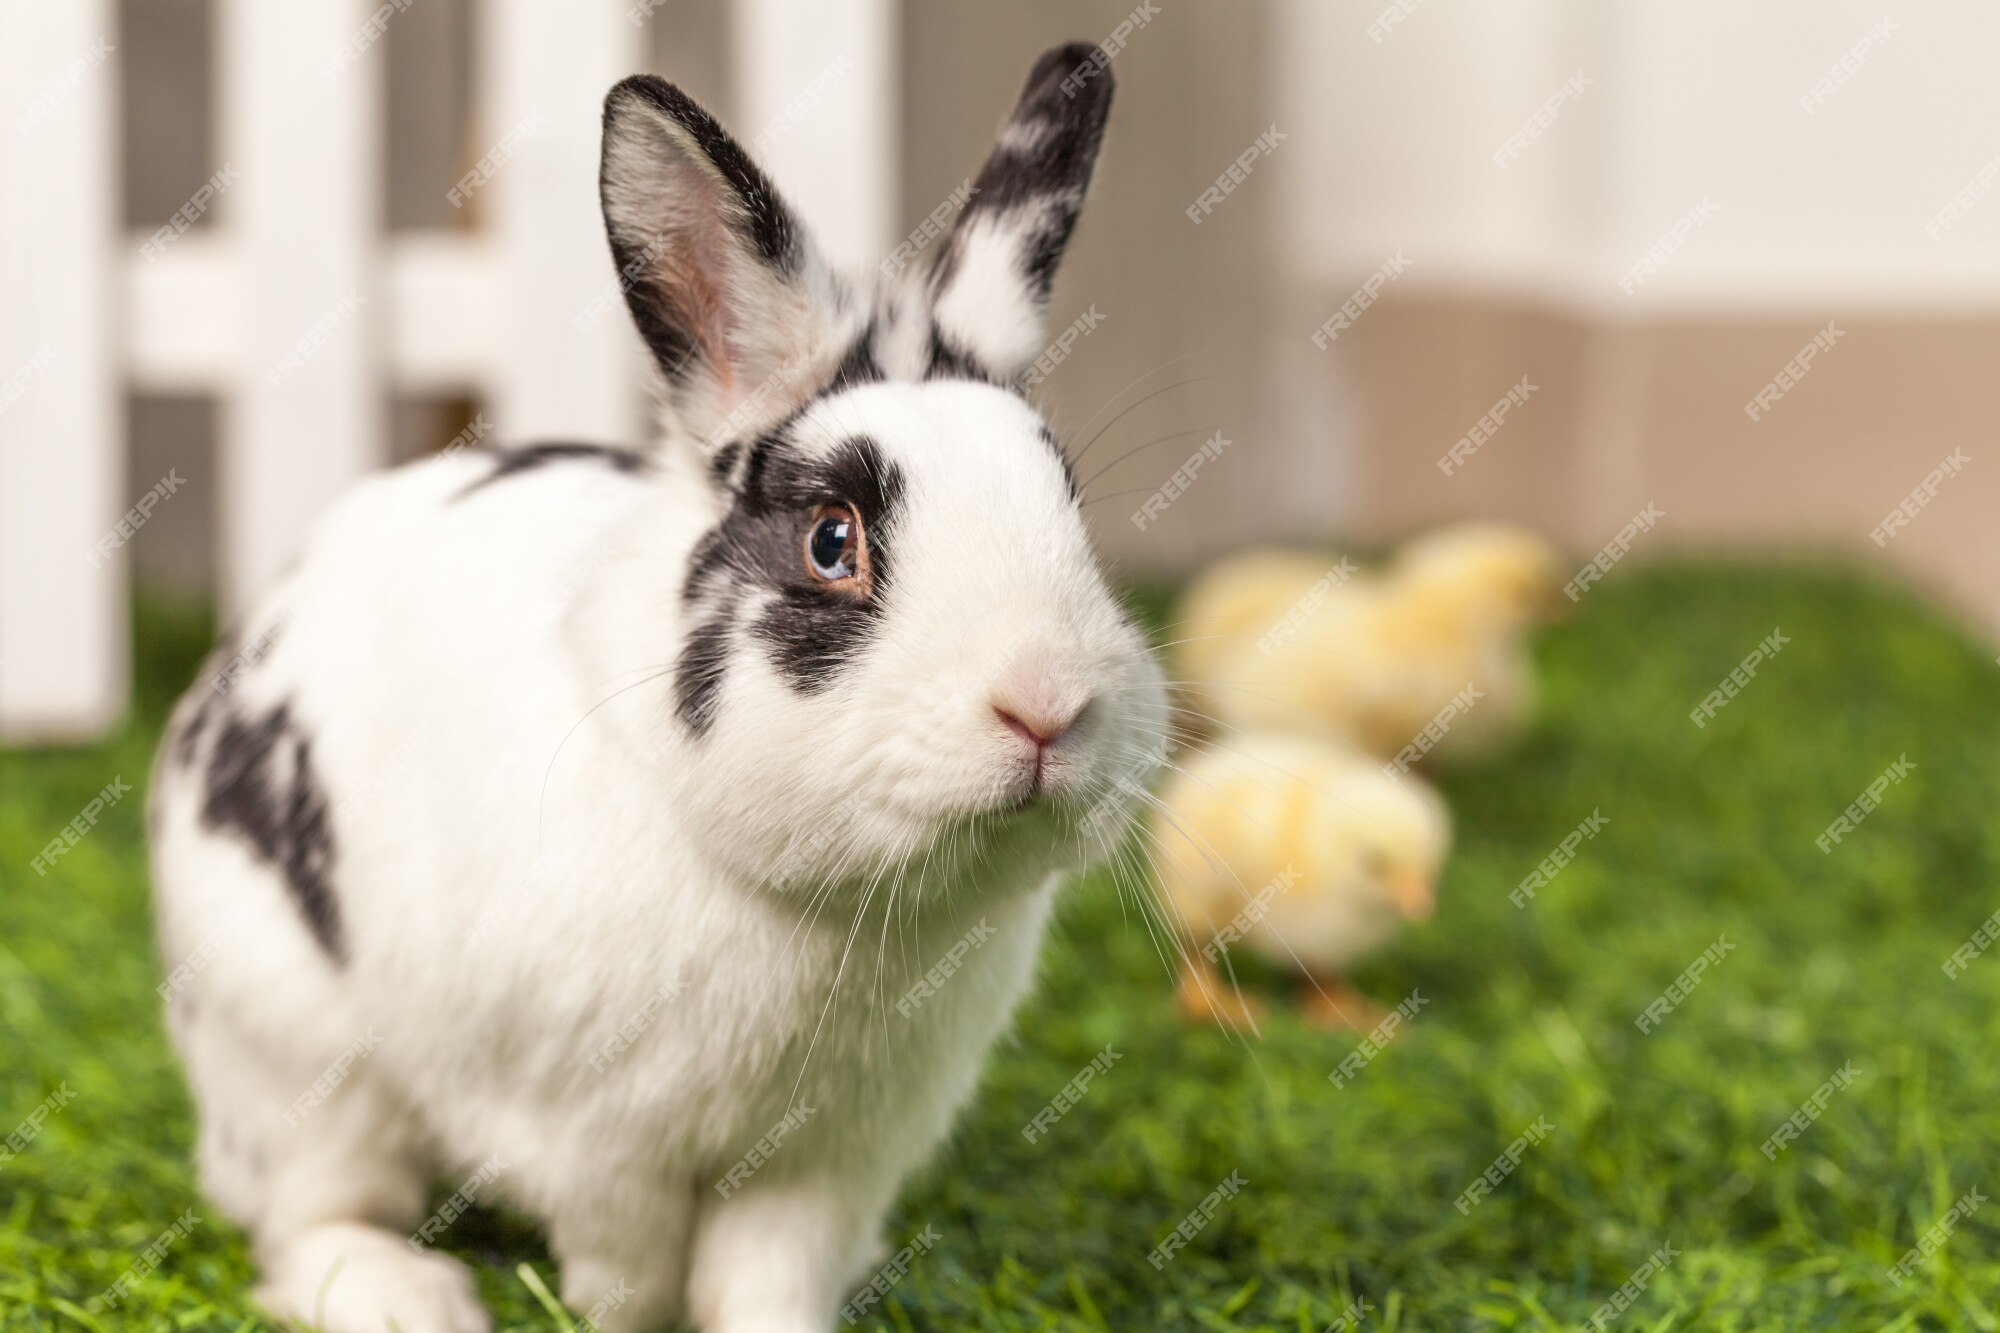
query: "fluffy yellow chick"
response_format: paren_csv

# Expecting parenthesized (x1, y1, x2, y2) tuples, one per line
(1151, 732, 1450, 1030)
(1171, 547, 1347, 694)
(1176, 523, 1562, 765)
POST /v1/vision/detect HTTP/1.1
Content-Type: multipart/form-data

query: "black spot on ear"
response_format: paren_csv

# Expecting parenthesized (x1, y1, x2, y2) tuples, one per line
(454, 442, 651, 501)
(709, 442, 743, 486)
(933, 42, 1114, 309)
(613, 253, 703, 383)
(832, 322, 885, 389)
(604, 76, 803, 274)
(200, 703, 343, 961)
(925, 326, 1005, 386)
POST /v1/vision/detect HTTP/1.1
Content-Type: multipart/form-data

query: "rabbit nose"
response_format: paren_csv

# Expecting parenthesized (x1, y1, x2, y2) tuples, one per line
(992, 699, 1088, 749)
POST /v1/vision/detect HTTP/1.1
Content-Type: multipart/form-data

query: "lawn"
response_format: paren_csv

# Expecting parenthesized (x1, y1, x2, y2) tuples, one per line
(4, 560, 1999, 1331)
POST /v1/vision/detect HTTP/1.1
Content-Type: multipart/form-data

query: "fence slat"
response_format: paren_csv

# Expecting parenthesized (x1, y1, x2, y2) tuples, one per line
(0, 0, 125, 741)
(218, 0, 383, 615)
(481, 1, 646, 446)
(732, 0, 896, 274)
(8, 1, 893, 740)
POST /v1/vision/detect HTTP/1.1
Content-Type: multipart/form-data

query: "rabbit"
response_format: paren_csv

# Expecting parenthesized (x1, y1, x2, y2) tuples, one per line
(148, 44, 1165, 1333)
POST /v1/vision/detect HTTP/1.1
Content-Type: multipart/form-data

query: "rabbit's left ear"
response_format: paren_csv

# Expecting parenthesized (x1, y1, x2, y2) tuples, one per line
(925, 43, 1114, 382)
(600, 75, 847, 450)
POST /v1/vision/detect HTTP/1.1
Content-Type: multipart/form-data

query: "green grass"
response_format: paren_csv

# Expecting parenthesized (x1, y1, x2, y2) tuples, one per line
(6, 560, 2000, 1330)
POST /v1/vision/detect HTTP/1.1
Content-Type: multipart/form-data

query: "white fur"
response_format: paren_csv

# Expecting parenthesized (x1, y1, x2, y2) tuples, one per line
(930, 208, 1059, 377)
(151, 99, 1160, 1333)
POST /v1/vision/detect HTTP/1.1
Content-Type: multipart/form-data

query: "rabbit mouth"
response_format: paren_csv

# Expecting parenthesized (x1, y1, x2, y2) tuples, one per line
(968, 778, 1056, 831)
(992, 787, 1039, 819)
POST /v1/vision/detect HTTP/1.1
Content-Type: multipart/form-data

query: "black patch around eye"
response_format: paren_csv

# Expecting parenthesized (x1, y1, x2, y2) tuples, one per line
(454, 441, 652, 501)
(676, 609, 735, 736)
(674, 432, 906, 731)
(753, 588, 882, 693)
(199, 703, 343, 961)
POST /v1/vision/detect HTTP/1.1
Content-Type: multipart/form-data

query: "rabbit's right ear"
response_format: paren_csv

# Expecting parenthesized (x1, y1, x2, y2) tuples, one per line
(600, 76, 848, 449)
(923, 44, 1114, 383)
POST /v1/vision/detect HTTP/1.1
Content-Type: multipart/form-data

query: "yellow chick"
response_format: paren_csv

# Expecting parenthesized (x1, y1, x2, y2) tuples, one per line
(1151, 732, 1450, 1030)
(1177, 523, 1562, 765)
(1171, 547, 1348, 693)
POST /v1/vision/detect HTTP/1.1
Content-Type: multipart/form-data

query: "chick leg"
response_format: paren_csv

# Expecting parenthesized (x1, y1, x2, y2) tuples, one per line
(1299, 975, 1389, 1032)
(1174, 954, 1263, 1029)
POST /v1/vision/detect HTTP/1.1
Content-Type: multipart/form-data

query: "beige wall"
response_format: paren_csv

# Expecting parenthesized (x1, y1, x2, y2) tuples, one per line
(1332, 299, 1996, 638)
(116, 1, 2000, 641)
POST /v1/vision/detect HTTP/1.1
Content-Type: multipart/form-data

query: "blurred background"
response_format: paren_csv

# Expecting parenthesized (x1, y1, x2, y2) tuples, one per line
(3, 0, 1996, 740)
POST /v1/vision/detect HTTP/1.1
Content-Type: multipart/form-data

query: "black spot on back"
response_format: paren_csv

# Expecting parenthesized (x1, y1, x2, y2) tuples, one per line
(172, 690, 218, 769)
(200, 703, 343, 961)
(168, 613, 290, 768)
(454, 442, 651, 501)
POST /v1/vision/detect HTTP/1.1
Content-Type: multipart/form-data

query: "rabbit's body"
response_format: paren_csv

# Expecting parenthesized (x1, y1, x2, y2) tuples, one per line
(151, 48, 1161, 1333)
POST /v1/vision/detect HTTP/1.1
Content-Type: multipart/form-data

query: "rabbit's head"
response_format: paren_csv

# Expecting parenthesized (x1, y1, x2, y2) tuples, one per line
(598, 46, 1167, 898)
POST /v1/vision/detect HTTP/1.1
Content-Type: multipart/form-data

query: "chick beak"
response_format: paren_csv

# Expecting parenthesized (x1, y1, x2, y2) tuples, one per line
(1392, 870, 1435, 922)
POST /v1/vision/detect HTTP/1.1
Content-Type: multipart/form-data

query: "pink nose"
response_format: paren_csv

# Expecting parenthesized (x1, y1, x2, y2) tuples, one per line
(993, 700, 1086, 750)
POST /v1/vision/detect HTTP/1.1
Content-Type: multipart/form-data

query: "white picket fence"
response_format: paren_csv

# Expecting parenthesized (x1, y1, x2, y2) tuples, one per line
(0, 0, 891, 742)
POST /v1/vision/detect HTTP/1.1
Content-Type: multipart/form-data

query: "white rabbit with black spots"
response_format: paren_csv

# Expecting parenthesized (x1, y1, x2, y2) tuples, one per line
(149, 44, 1164, 1333)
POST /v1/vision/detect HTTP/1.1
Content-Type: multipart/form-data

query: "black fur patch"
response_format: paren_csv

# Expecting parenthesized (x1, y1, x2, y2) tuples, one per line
(601, 75, 803, 380)
(1041, 423, 1082, 502)
(931, 43, 1113, 310)
(172, 690, 218, 769)
(169, 612, 289, 768)
(832, 321, 885, 389)
(675, 613, 735, 734)
(454, 442, 651, 501)
(200, 703, 343, 961)
(708, 441, 743, 486)
(675, 433, 906, 734)
(610, 251, 701, 381)
(925, 326, 1004, 386)
(605, 76, 801, 273)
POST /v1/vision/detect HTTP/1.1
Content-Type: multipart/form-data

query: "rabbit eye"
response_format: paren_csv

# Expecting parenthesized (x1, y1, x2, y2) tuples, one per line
(804, 504, 868, 592)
